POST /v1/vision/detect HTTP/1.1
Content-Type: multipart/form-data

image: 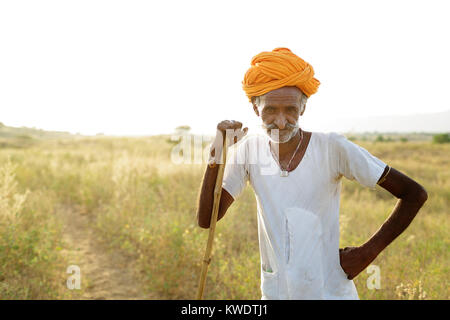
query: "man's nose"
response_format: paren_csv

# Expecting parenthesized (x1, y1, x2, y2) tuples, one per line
(273, 114, 287, 130)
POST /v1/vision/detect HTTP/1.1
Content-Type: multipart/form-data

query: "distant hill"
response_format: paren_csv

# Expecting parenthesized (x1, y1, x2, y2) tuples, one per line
(320, 110, 450, 133)
(0, 122, 84, 148)
(0, 122, 84, 140)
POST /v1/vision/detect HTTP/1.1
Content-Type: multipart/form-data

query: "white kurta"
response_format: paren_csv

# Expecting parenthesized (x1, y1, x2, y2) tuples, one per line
(222, 131, 387, 300)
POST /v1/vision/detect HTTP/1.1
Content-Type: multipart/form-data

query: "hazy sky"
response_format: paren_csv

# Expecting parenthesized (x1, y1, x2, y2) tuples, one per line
(1, 0, 449, 136)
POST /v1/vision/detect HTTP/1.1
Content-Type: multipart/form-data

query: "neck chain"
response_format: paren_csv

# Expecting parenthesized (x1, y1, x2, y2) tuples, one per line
(270, 129, 304, 177)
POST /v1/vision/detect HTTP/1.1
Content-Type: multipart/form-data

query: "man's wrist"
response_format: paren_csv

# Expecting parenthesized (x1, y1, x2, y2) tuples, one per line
(208, 142, 218, 168)
(209, 136, 224, 163)
(208, 154, 217, 168)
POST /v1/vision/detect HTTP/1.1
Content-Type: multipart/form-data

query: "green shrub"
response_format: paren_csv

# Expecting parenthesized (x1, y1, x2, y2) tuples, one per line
(432, 133, 450, 144)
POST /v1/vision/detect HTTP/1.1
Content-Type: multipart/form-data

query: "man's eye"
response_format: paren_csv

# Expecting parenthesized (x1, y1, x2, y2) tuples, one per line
(264, 107, 275, 113)
(287, 107, 297, 113)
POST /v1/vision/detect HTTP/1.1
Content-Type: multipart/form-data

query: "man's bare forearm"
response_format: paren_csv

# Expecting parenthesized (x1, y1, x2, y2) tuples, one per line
(362, 186, 428, 258)
(340, 168, 429, 280)
(196, 163, 220, 228)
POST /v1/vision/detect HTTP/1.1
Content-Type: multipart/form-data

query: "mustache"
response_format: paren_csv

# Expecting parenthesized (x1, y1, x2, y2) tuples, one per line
(262, 122, 299, 131)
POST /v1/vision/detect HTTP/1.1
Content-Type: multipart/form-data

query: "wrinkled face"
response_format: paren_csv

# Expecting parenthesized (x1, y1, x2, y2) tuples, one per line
(253, 86, 306, 143)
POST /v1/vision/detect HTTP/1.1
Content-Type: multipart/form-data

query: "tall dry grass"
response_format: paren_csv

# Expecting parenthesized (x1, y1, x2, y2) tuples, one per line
(0, 158, 68, 299)
(0, 135, 448, 299)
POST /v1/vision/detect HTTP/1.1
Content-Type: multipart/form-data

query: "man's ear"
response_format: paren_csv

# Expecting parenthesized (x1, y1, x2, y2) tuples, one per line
(300, 104, 305, 116)
(251, 97, 260, 117)
(299, 95, 307, 116)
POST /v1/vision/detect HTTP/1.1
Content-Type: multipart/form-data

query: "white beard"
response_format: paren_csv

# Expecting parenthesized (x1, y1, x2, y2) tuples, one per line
(264, 123, 299, 144)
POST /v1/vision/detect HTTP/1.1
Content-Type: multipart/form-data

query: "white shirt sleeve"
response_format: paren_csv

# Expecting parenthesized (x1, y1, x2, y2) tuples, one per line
(329, 132, 387, 189)
(221, 139, 249, 200)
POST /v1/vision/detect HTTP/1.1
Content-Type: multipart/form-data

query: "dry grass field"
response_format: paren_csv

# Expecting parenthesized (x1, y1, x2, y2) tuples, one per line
(0, 133, 448, 299)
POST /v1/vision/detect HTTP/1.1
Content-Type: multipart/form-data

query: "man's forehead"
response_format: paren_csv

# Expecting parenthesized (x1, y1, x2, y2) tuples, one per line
(260, 87, 303, 105)
(265, 86, 302, 96)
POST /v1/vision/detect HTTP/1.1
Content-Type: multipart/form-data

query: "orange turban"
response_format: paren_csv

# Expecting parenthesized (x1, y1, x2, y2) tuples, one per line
(242, 47, 320, 102)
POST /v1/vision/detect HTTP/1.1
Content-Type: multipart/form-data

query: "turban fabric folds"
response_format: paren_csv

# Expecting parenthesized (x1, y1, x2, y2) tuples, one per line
(242, 47, 320, 102)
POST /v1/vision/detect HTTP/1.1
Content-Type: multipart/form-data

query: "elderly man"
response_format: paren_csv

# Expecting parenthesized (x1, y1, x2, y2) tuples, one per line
(196, 48, 428, 299)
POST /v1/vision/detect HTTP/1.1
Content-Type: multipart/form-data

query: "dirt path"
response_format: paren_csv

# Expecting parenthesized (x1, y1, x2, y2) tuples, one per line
(59, 205, 151, 300)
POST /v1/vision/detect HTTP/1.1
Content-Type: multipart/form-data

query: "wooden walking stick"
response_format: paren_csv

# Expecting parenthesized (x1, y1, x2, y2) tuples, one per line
(196, 135, 228, 300)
